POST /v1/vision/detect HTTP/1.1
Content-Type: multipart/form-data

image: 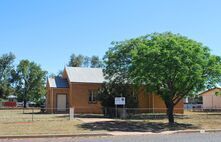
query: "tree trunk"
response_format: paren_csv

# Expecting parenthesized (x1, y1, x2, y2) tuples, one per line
(23, 99, 27, 108)
(166, 102, 175, 124)
(23, 89, 27, 108)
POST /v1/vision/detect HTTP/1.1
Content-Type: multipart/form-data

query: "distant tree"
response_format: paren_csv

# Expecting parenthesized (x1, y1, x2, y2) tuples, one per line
(0, 53, 15, 98)
(48, 70, 63, 78)
(68, 54, 84, 67)
(83, 56, 91, 67)
(15, 60, 47, 108)
(48, 73, 56, 78)
(91, 56, 103, 68)
(68, 53, 103, 68)
(57, 70, 63, 77)
(104, 32, 221, 124)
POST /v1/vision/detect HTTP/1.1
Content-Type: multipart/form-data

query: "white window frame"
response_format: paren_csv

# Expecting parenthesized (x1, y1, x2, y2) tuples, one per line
(89, 90, 97, 103)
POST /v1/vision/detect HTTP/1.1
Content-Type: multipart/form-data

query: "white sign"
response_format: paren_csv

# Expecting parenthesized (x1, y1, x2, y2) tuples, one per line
(115, 97, 126, 105)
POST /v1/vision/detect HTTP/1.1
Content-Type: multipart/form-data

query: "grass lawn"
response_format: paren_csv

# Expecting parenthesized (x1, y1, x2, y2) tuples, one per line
(0, 109, 93, 136)
(79, 111, 221, 133)
(0, 120, 89, 136)
(1, 109, 221, 136)
(134, 111, 221, 130)
(179, 111, 221, 129)
(139, 111, 221, 130)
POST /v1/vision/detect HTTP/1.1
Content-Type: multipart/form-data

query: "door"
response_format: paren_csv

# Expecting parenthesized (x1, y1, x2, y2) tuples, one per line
(57, 94, 67, 112)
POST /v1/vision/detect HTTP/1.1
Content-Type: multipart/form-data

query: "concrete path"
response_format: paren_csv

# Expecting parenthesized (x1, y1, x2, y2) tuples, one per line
(77, 118, 115, 123)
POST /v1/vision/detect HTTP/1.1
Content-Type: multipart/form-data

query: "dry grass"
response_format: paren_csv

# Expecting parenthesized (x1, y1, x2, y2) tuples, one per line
(79, 111, 221, 133)
(139, 111, 221, 130)
(0, 109, 71, 122)
(1, 109, 221, 136)
(0, 120, 89, 136)
(0, 109, 92, 136)
(179, 111, 221, 129)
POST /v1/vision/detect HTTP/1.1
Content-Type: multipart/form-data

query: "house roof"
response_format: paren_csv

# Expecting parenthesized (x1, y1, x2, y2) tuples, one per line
(65, 67, 106, 83)
(48, 77, 69, 88)
(199, 87, 221, 96)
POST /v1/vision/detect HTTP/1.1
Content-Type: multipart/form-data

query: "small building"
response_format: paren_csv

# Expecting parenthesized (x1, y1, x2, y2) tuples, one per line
(200, 88, 221, 109)
(46, 67, 184, 114)
(7, 95, 17, 102)
(2, 95, 17, 107)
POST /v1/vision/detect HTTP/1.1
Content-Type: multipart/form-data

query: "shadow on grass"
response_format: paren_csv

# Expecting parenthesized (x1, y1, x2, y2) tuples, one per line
(79, 121, 198, 133)
(126, 114, 189, 120)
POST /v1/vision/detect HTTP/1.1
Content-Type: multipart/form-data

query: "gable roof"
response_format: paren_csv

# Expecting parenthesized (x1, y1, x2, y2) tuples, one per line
(65, 67, 105, 83)
(199, 87, 221, 96)
(48, 77, 69, 88)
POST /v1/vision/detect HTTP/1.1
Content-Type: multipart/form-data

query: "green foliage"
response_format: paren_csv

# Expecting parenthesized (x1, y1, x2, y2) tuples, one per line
(0, 98, 7, 102)
(0, 53, 47, 106)
(130, 33, 221, 101)
(215, 91, 221, 96)
(83, 56, 91, 67)
(104, 40, 137, 84)
(0, 52, 16, 98)
(15, 60, 47, 107)
(68, 54, 84, 67)
(97, 83, 138, 108)
(91, 56, 103, 68)
(104, 32, 221, 123)
(68, 53, 103, 68)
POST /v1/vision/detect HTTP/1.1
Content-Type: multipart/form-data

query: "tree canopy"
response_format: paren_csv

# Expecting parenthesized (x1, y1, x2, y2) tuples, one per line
(98, 83, 138, 108)
(68, 53, 103, 68)
(68, 54, 85, 67)
(104, 32, 221, 124)
(15, 60, 47, 107)
(91, 56, 103, 68)
(0, 53, 15, 98)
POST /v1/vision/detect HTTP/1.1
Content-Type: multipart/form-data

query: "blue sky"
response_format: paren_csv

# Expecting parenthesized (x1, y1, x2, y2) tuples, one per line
(0, 0, 221, 74)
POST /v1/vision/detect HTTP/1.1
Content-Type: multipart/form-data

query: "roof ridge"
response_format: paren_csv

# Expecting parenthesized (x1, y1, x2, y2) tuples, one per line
(65, 66, 102, 69)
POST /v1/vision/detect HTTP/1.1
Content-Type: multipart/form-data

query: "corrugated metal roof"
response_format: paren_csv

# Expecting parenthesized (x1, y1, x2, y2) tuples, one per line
(48, 77, 69, 88)
(65, 67, 105, 83)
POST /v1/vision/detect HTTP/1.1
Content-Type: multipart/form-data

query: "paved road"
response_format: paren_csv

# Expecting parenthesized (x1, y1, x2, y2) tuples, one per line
(1, 132, 221, 142)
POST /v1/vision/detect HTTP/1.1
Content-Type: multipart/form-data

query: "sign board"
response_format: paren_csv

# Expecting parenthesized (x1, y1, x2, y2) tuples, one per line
(184, 97, 189, 103)
(115, 97, 126, 105)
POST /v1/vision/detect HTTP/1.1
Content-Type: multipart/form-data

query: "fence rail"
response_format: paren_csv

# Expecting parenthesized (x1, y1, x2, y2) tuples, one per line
(1, 107, 221, 123)
(0, 108, 70, 122)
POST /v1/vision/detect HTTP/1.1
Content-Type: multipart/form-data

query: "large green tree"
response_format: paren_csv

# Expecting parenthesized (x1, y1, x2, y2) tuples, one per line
(15, 60, 47, 108)
(0, 53, 15, 98)
(104, 32, 221, 124)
